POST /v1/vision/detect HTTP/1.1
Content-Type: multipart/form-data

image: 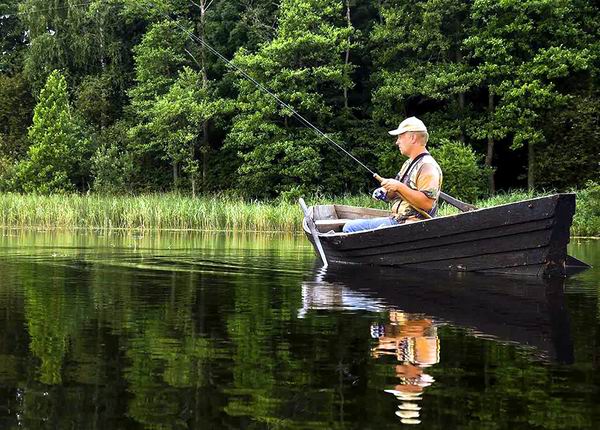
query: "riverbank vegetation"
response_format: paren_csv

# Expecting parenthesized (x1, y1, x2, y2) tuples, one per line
(0, 182, 597, 236)
(0, 0, 598, 202)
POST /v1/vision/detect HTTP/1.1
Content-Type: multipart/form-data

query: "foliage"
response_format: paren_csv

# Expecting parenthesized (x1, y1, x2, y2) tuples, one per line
(0, 73, 34, 159)
(147, 67, 231, 192)
(75, 72, 122, 129)
(90, 122, 135, 194)
(225, 0, 356, 198)
(127, 19, 197, 191)
(573, 181, 600, 237)
(19, 0, 135, 95)
(0, 0, 27, 73)
(536, 94, 600, 190)
(0, 0, 596, 197)
(16, 70, 91, 193)
(430, 139, 489, 202)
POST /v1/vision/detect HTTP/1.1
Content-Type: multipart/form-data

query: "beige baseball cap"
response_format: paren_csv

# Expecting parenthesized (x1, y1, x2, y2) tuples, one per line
(388, 117, 428, 136)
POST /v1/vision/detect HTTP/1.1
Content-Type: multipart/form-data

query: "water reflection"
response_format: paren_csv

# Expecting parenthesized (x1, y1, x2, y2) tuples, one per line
(372, 312, 438, 425)
(0, 231, 596, 429)
(300, 264, 576, 424)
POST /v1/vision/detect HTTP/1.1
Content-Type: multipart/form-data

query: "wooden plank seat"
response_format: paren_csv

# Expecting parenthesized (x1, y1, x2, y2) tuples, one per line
(315, 219, 353, 233)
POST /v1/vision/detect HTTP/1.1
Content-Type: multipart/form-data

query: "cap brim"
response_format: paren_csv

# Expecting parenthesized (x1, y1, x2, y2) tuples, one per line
(388, 129, 403, 136)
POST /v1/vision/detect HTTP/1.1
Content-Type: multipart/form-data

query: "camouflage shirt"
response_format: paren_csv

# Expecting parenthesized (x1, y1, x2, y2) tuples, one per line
(391, 153, 443, 222)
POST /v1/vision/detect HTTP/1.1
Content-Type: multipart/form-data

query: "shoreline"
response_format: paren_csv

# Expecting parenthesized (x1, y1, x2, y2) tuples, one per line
(0, 227, 597, 240)
(0, 189, 598, 237)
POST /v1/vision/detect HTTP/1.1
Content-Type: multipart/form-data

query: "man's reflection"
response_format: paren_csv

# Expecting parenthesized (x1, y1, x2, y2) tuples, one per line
(371, 311, 439, 425)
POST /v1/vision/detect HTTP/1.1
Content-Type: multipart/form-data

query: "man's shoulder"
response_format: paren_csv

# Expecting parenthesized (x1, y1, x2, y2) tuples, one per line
(421, 154, 442, 174)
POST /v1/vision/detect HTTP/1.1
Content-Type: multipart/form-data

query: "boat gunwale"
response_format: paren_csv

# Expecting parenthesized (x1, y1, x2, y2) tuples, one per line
(303, 193, 569, 240)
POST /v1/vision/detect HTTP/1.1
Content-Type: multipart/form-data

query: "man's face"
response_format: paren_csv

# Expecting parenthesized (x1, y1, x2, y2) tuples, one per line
(395, 132, 411, 156)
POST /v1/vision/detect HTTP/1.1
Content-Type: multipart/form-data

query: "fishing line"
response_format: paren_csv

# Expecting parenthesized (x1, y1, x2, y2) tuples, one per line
(148, 1, 378, 177)
(8, 1, 379, 178)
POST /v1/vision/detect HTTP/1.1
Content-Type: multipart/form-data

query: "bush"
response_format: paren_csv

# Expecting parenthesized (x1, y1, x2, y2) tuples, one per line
(430, 139, 490, 203)
(572, 180, 600, 237)
(0, 156, 17, 192)
(91, 123, 134, 195)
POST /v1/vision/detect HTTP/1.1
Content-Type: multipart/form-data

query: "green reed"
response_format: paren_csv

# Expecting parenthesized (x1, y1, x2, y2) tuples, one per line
(0, 185, 597, 236)
(0, 194, 299, 232)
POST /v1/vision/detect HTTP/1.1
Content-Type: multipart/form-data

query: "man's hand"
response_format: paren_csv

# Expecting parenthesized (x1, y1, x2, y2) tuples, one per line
(380, 178, 403, 194)
(379, 177, 434, 212)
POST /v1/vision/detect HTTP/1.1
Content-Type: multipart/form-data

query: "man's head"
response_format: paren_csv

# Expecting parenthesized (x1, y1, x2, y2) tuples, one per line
(388, 117, 429, 157)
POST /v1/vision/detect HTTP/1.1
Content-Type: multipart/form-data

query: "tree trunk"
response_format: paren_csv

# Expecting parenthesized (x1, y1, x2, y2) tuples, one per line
(456, 50, 465, 142)
(199, 0, 209, 192)
(528, 141, 535, 190)
(202, 122, 208, 191)
(343, 0, 352, 110)
(99, 11, 106, 131)
(173, 162, 179, 192)
(485, 91, 496, 194)
(458, 93, 465, 143)
(191, 145, 197, 197)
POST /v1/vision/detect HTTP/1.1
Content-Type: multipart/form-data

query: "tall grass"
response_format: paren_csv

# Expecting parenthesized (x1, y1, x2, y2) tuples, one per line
(0, 184, 597, 236)
(0, 194, 299, 232)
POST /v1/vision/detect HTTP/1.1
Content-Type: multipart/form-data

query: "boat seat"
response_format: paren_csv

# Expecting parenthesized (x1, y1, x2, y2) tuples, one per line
(315, 219, 352, 233)
(313, 205, 338, 220)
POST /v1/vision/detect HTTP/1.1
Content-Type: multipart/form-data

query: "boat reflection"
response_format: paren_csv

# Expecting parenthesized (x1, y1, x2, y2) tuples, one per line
(300, 265, 574, 424)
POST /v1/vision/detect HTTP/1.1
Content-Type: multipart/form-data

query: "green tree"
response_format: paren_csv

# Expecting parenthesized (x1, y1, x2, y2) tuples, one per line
(226, 0, 355, 198)
(0, 73, 33, 159)
(90, 121, 135, 194)
(20, 0, 134, 92)
(0, 73, 34, 190)
(17, 70, 91, 193)
(536, 94, 600, 191)
(370, 0, 477, 136)
(128, 19, 192, 191)
(147, 67, 229, 195)
(465, 0, 596, 190)
(0, 0, 27, 73)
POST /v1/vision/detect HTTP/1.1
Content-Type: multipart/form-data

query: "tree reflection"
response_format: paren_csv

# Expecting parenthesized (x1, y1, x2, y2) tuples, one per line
(0, 231, 596, 428)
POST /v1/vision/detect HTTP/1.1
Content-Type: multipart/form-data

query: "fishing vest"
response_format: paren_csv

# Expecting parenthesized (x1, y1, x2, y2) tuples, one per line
(391, 152, 443, 222)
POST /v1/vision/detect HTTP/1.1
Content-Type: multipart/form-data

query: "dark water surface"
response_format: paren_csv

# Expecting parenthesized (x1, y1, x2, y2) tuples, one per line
(0, 230, 598, 429)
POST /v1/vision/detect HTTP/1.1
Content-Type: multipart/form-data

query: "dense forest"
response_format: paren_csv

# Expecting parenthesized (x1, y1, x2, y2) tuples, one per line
(0, 0, 598, 200)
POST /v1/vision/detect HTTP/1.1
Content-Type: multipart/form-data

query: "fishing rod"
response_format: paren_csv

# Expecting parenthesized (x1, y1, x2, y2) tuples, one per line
(13, 1, 473, 213)
(148, 3, 442, 219)
(148, 1, 378, 178)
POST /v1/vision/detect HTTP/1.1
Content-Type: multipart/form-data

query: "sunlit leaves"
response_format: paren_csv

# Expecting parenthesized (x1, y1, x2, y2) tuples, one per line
(225, 0, 356, 198)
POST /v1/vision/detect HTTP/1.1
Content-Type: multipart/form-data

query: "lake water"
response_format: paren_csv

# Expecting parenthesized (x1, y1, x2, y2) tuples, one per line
(0, 230, 598, 429)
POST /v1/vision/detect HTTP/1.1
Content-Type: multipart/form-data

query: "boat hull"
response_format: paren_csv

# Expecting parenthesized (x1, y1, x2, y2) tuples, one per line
(303, 194, 585, 277)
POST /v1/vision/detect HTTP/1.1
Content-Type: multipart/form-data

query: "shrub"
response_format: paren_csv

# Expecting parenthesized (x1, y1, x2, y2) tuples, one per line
(430, 139, 490, 202)
(572, 180, 600, 237)
(91, 123, 134, 195)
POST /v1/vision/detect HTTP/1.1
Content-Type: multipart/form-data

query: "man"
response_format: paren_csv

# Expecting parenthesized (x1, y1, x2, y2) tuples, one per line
(342, 117, 443, 233)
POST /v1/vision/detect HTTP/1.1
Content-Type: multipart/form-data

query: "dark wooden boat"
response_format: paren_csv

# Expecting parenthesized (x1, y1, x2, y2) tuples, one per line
(301, 193, 590, 277)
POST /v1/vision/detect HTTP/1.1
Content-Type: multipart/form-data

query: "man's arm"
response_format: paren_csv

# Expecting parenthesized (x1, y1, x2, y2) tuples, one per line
(380, 164, 439, 211)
